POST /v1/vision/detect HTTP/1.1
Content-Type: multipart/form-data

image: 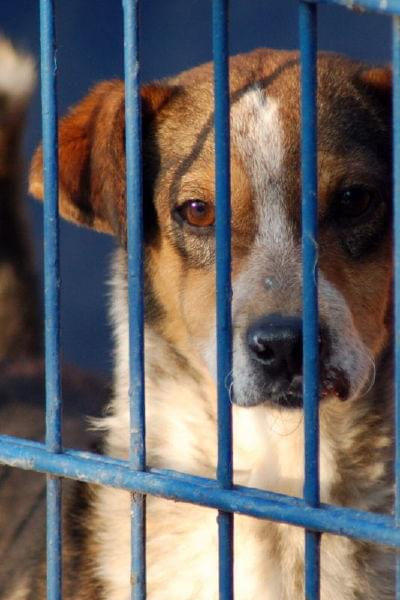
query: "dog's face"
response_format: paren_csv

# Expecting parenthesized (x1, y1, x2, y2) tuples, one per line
(30, 49, 392, 409)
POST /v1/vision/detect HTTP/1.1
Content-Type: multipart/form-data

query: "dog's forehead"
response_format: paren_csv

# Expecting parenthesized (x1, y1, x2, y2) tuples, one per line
(231, 87, 283, 183)
(230, 86, 291, 245)
(156, 49, 390, 239)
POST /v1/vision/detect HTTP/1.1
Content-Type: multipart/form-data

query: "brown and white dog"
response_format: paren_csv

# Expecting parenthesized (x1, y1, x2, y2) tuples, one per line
(25, 49, 394, 599)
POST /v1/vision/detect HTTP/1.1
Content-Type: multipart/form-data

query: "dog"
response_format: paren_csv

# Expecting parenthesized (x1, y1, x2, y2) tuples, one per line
(0, 37, 40, 361)
(22, 48, 395, 599)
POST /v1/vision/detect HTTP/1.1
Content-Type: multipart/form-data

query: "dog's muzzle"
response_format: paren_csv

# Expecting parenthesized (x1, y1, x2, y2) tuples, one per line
(239, 313, 349, 408)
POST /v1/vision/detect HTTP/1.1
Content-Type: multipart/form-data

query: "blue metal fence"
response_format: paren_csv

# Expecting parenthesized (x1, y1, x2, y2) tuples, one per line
(299, 4, 320, 597)
(392, 10, 400, 600)
(39, 2, 61, 598)
(0, 1, 399, 599)
(213, 2, 234, 598)
(122, 2, 147, 598)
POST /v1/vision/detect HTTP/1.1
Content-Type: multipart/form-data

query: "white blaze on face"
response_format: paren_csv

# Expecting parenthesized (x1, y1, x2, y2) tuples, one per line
(229, 88, 300, 405)
(200, 88, 292, 377)
(231, 87, 299, 292)
(231, 87, 289, 240)
(231, 87, 283, 171)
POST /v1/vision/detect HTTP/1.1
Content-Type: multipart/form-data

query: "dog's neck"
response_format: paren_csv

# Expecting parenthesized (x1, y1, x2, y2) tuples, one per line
(102, 249, 393, 511)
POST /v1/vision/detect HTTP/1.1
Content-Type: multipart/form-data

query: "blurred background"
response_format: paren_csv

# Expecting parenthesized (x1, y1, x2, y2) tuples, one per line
(2, 0, 391, 375)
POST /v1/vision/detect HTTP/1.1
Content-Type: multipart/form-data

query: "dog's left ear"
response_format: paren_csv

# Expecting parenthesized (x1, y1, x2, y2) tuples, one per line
(358, 66, 392, 108)
(29, 80, 175, 239)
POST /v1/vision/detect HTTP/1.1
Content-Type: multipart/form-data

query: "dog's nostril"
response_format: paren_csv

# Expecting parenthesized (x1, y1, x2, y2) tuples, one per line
(291, 346, 301, 366)
(249, 335, 275, 361)
(261, 346, 275, 361)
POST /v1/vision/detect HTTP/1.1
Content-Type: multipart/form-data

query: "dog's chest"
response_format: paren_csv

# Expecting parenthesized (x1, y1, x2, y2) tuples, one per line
(144, 387, 336, 501)
(102, 297, 341, 598)
(98, 378, 340, 600)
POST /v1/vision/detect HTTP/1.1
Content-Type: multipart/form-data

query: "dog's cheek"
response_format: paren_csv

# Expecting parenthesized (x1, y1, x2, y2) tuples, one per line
(232, 335, 264, 407)
(195, 313, 260, 400)
(197, 329, 217, 379)
(319, 276, 375, 399)
(350, 265, 391, 355)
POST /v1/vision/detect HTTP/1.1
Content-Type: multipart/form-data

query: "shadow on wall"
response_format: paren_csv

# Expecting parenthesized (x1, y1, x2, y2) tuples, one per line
(1, 0, 391, 374)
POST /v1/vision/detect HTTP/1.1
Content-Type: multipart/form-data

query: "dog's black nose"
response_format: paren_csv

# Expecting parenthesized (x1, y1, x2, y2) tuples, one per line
(247, 315, 302, 378)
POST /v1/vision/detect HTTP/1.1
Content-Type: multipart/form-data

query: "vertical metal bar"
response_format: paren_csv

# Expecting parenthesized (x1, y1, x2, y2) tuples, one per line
(213, 1, 233, 598)
(122, 1, 146, 599)
(299, 2, 320, 599)
(393, 15, 400, 600)
(40, 0, 62, 598)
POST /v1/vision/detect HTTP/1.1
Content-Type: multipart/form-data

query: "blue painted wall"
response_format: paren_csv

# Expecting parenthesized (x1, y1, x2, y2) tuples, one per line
(2, 1, 390, 373)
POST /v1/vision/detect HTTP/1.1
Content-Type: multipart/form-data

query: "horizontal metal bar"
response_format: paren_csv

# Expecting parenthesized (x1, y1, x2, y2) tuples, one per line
(0, 435, 399, 549)
(305, 0, 400, 15)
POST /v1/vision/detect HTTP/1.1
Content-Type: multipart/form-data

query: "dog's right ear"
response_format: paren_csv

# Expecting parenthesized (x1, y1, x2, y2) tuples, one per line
(29, 80, 174, 237)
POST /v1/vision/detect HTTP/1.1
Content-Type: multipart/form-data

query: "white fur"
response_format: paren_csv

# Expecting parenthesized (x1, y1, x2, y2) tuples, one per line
(231, 88, 290, 253)
(0, 37, 35, 105)
(231, 90, 300, 407)
(9, 581, 29, 600)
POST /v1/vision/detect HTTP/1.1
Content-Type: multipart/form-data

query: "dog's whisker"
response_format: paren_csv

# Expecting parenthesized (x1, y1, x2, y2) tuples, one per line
(359, 351, 377, 398)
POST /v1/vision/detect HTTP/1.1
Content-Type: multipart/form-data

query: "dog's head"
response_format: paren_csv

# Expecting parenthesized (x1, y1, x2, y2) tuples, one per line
(30, 49, 392, 409)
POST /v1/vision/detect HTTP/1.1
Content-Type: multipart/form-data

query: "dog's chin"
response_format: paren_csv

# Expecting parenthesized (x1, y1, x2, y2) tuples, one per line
(231, 388, 304, 409)
(232, 368, 351, 409)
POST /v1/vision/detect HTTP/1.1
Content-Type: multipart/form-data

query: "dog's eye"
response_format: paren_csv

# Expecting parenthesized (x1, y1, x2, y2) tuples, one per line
(177, 200, 215, 228)
(333, 186, 374, 222)
(331, 184, 388, 258)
